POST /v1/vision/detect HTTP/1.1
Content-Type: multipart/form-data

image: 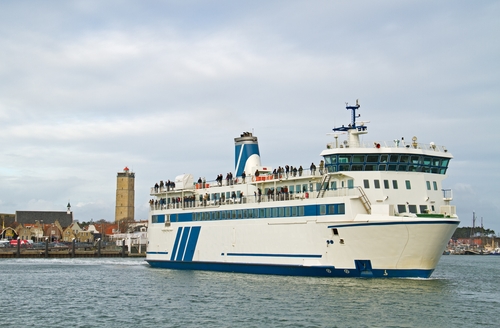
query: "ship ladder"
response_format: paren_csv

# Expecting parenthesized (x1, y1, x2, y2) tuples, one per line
(357, 186, 371, 214)
(316, 174, 332, 198)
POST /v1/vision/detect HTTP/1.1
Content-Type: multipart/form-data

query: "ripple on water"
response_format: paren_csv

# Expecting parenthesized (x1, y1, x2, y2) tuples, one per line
(1, 256, 499, 327)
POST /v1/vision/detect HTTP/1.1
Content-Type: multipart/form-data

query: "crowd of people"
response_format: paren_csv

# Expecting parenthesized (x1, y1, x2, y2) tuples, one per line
(151, 160, 326, 196)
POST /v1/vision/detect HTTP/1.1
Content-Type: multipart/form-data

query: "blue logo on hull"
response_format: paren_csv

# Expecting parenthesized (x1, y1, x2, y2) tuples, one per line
(170, 226, 201, 261)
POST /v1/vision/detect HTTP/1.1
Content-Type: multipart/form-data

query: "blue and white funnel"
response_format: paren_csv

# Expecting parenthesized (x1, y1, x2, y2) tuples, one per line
(234, 132, 261, 177)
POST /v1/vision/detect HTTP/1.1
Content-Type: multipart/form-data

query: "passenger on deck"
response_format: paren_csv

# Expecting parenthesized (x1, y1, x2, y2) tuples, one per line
(241, 171, 246, 183)
(310, 162, 316, 175)
(298, 166, 303, 176)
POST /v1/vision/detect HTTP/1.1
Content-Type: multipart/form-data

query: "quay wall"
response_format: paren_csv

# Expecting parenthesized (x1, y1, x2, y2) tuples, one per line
(0, 249, 145, 259)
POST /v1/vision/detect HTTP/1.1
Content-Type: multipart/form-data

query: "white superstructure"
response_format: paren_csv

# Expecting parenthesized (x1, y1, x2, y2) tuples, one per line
(146, 101, 459, 278)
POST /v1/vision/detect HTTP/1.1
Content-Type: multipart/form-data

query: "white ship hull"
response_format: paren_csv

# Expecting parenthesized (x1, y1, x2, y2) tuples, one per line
(147, 197, 458, 278)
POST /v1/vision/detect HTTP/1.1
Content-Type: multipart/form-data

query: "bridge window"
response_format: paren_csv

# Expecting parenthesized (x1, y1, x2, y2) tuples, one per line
(374, 180, 380, 189)
(388, 164, 397, 171)
(352, 155, 365, 163)
(426, 181, 431, 190)
(323, 153, 449, 174)
(384, 180, 389, 189)
(405, 180, 411, 189)
(392, 180, 398, 189)
(365, 164, 376, 171)
(433, 181, 438, 190)
(339, 155, 351, 163)
(352, 164, 363, 171)
(363, 180, 370, 188)
(389, 154, 399, 163)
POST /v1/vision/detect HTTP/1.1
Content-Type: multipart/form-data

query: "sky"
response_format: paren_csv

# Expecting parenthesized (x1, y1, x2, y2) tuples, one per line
(1, 1, 499, 233)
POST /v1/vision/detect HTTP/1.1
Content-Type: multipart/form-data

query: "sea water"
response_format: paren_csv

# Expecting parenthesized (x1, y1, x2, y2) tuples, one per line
(0, 256, 498, 328)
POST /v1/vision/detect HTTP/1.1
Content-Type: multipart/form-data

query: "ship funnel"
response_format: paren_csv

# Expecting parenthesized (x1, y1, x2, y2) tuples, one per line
(234, 132, 261, 177)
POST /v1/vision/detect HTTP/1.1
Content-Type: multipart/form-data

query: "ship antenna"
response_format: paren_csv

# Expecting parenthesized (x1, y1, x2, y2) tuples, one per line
(333, 99, 365, 132)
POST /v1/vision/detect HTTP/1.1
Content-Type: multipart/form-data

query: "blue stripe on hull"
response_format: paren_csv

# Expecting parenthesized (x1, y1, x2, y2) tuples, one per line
(176, 227, 191, 261)
(170, 228, 184, 261)
(183, 226, 201, 261)
(145, 260, 434, 278)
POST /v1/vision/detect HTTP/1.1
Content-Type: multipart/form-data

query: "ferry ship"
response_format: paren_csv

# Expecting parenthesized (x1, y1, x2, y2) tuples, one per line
(146, 101, 459, 278)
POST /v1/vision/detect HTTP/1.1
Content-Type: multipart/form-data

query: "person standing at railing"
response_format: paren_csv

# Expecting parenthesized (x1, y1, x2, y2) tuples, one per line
(319, 160, 324, 175)
(310, 162, 316, 175)
(298, 166, 303, 176)
(241, 171, 246, 183)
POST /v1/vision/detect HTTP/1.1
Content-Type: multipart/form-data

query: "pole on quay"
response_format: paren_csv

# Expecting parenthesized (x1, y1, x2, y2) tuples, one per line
(16, 237, 20, 258)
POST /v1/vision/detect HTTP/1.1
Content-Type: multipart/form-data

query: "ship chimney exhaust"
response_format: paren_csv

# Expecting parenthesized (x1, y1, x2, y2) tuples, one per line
(234, 132, 261, 177)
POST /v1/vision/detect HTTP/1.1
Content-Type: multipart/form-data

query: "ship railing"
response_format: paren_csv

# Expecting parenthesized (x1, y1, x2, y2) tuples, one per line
(149, 169, 327, 195)
(149, 187, 360, 211)
(326, 140, 449, 153)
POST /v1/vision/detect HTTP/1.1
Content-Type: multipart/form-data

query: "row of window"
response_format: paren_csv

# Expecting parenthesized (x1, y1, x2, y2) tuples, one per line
(399, 204, 435, 214)
(151, 203, 346, 223)
(362, 179, 439, 191)
(323, 154, 449, 174)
